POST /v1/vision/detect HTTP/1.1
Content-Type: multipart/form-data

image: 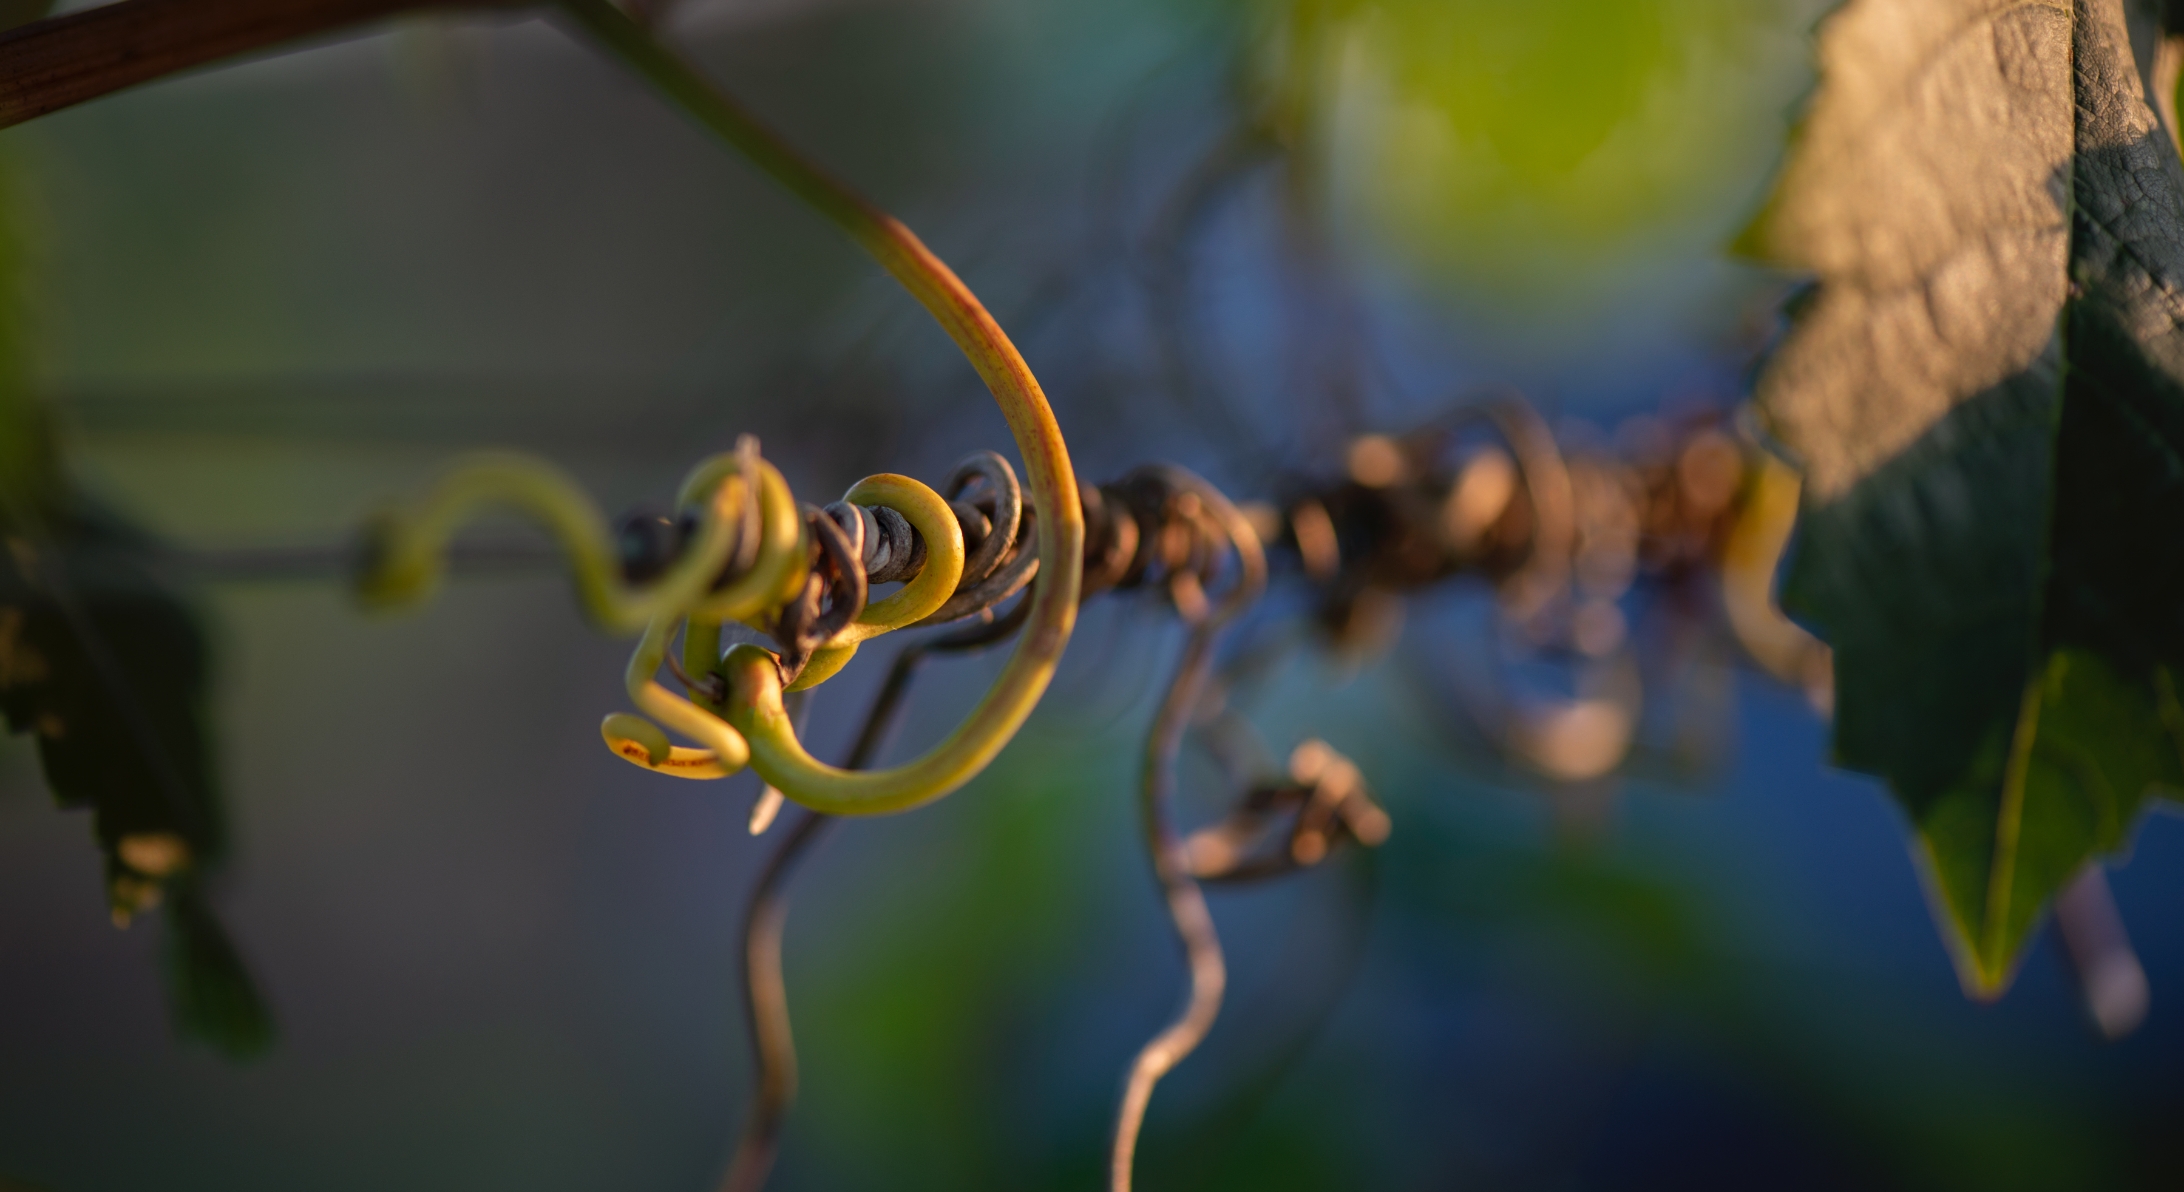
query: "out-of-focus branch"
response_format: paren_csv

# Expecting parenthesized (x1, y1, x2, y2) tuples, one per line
(2054, 865, 2149, 1041)
(1111, 622, 1227, 1192)
(0, 0, 514, 130)
(1109, 469, 1267, 1192)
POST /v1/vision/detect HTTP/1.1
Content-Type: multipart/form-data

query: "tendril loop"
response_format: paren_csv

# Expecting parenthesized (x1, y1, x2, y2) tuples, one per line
(351, 437, 1075, 815)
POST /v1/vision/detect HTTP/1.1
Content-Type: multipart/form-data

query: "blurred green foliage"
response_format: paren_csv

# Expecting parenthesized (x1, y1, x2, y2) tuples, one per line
(1252, 0, 1791, 286)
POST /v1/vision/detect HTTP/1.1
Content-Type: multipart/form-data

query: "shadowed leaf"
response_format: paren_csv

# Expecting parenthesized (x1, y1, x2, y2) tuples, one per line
(0, 154, 272, 1057)
(0, 508, 276, 1059)
(165, 885, 276, 1058)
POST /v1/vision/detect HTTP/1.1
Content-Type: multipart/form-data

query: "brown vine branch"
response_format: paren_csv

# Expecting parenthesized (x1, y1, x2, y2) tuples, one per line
(0, 0, 519, 130)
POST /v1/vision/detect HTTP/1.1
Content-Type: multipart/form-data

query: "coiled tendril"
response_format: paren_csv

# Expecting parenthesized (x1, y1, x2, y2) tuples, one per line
(357, 432, 1097, 817)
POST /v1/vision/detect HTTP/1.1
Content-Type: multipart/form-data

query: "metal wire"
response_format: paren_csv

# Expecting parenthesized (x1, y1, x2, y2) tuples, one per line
(769, 504, 869, 687)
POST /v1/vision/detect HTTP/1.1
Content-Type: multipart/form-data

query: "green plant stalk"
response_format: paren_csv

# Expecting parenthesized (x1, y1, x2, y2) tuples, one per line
(559, 0, 1082, 814)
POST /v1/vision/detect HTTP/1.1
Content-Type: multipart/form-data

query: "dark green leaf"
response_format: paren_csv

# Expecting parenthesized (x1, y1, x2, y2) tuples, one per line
(165, 885, 276, 1059)
(0, 510, 277, 1058)
(1746, 0, 2184, 992)
(0, 153, 271, 1057)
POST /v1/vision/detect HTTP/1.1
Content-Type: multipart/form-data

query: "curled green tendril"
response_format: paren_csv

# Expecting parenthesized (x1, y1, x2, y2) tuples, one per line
(616, 466, 974, 799)
(362, 435, 1023, 812)
(678, 449, 809, 623)
(834, 473, 965, 639)
(719, 636, 1017, 816)
(623, 612, 751, 773)
(357, 450, 754, 636)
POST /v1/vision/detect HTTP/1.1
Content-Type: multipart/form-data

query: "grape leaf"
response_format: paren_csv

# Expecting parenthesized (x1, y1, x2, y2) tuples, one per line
(0, 504, 276, 1058)
(0, 156, 271, 1056)
(1744, 0, 2184, 994)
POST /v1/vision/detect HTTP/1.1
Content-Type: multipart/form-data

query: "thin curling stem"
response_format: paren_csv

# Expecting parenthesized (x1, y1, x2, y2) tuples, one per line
(723, 601, 1034, 1192)
(1112, 622, 1228, 1192)
(360, 446, 806, 636)
(637, 617, 746, 754)
(1109, 467, 1265, 1192)
(359, 451, 740, 633)
(723, 806, 830, 1192)
(559, 0, 1084, 814)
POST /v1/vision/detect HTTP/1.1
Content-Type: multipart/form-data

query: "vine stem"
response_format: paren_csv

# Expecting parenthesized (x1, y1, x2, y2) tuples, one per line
(723, 806, 829, 1192)
(0, 0, 502, 129)
(559, 0, 1083, 814)
(724, 601, 1035, 1191)
(1111, 620, 1228, 1192)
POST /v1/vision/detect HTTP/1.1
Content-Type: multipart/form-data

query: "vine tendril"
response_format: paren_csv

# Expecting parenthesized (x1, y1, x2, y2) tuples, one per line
(361, 3, 1083, 818)
(556, 0, 1084, 811)
(1103, 465, 1268, 1192)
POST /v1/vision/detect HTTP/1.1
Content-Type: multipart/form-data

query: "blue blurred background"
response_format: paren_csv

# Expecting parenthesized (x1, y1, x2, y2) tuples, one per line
(4, 0, 2183, 1188)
